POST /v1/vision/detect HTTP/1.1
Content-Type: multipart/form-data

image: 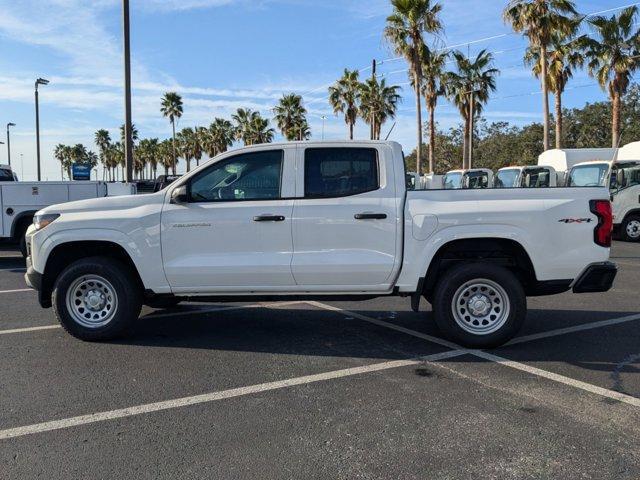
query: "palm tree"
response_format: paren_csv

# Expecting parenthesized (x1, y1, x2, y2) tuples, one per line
(328, 69, 361, 140)
(385, 0, 443, 175)
(273, 93, 308, 141)
(232, 108, 257, 145)
(94, 129, 111, 180)
(420, 48, 448, 172)
(205, 118, 235, 157)
(246, 113, 275, 145)
(54, 144, 70, 180)
(503, 0, 579, 152)
(119, 123, 139, 144)
(446, 50, 499, 168)
(359, 77, 402, 140)
(194, 127, 207, 166)
(584, 6, 640, 147)
(177, 127, 199, 173)
(160, 92, 184, 173)
(525, 27, 584, 148)
(158, 140, 174, 176)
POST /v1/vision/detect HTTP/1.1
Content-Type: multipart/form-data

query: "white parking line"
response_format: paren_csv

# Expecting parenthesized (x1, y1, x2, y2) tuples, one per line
(305, 301, 460, 350)
(0, 301, 305, 336)
(0, 288, 32, 294)
(0, 325, 60, 335)
(0, 349, 465, 440)
(475, 350, 640, 408)
(507, 312, 640, 345)
(308, 301, 640, 408)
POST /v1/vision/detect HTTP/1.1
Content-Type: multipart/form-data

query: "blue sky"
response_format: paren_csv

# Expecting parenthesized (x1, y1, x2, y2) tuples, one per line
(0, 0, 630, 179)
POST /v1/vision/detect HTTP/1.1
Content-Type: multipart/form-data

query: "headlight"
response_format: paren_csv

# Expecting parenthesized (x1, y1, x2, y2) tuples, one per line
(33, 213, 60, 231)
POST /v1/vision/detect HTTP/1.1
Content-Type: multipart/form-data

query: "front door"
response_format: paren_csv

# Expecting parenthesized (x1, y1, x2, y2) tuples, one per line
(161, 147, 296, 292)
(291, 146, 400, 289)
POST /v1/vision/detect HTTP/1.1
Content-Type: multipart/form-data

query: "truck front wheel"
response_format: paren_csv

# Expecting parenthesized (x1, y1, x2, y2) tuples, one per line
(52, 257, 142, 341)
(432, 263, 526, 348)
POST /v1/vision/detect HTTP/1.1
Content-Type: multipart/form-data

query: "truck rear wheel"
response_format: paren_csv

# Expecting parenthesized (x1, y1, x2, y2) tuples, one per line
(621, 215, 640, 242)
(52, 257, 142, 341)
(432, 263, 526, 348)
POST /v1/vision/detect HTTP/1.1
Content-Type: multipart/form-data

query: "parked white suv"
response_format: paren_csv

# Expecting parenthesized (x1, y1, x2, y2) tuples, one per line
(25, 141, 617, 347)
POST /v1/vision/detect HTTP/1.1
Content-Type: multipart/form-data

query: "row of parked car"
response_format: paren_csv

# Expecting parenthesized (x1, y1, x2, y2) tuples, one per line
(407, 141, 640, 242)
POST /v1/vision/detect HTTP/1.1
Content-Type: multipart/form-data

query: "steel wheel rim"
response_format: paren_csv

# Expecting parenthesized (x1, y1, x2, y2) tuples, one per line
(65, 274, 118, 328)
(452, 278, 510, 336)
(626, 220, 640, 239)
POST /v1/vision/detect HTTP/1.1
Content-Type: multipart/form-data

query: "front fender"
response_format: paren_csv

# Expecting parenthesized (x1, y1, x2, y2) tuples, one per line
(32, 228, 170, 294)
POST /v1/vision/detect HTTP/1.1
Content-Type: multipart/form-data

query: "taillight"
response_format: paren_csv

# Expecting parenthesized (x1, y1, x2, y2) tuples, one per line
(589, 200, 612, 247)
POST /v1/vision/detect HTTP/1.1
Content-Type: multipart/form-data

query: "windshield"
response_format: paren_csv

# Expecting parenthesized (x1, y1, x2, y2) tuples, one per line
(495, 169, 519, 188)
(522, 168, 551, 188)
(464, 171, 490, 189)
(611, 163, 640, 191)
(0, 168, 15, 181)
(568, 164, 609, 187)
(443, 172, 463, 189)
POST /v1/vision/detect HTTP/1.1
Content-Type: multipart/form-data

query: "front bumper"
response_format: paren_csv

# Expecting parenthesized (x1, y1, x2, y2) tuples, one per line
(24, 255, 50, 308)
(572, 262, 617, 293)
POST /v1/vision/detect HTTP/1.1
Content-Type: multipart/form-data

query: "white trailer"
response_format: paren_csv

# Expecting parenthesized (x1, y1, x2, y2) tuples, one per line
(0, 181, 135, 255)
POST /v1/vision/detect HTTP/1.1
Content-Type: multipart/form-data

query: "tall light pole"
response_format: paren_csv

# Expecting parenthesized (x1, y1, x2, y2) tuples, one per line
(6, 123, 15, 167)
(122, 0, 134, 183)
(35, 78, 49, 181)
(321, 115, 326, 140)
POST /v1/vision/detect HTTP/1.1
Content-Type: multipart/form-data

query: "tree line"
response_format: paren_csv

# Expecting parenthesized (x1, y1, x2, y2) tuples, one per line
(405, 83, 640, 174)
(54, 1, 640, 181)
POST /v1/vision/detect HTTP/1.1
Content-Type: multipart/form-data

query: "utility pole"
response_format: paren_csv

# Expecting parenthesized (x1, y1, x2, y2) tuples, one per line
(123, 0, 134, 183)
(468, 90, 474, 170)
(371, 59, 376, 140)
(6, 123, 15, 167)
(35, 78, 49, 181)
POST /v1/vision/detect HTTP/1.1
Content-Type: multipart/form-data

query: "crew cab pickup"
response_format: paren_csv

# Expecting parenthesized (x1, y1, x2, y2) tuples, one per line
(24, 141, 617, 347)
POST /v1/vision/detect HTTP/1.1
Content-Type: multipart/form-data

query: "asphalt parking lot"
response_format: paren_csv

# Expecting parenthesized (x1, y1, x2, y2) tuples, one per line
(1, 242, 639, 479)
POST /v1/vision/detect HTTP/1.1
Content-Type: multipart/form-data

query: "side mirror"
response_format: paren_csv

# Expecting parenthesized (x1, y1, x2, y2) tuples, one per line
(171, 185, 188, 204)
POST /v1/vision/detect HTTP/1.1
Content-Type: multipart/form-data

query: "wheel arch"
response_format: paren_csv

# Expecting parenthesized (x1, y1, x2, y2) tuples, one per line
(421, 237, 543, 299)
(10, 210, 37, 240)
(41, 240, 144, 308)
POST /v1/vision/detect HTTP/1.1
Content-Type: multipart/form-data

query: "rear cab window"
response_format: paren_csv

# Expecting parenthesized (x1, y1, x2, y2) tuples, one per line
(304, 148, 379, 198)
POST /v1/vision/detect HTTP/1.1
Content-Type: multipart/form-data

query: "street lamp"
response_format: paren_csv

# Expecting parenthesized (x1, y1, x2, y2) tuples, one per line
(35, 77, 49, 181)
(321, 115, 326, 141)
(6, 123, 15, 167)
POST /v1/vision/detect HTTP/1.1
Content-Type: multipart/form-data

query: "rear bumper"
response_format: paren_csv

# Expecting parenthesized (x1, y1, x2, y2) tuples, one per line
(572, 262, 617, 293)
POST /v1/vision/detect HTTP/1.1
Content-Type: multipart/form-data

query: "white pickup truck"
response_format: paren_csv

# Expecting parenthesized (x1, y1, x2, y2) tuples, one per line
(25, 141, 617, 348)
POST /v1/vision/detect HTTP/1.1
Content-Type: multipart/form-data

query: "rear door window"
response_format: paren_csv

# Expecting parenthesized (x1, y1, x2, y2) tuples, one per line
(304, 148, 378, 198)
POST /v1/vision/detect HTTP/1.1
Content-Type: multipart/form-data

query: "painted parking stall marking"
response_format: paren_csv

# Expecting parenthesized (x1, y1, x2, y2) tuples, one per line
(0, 349, 465, 441)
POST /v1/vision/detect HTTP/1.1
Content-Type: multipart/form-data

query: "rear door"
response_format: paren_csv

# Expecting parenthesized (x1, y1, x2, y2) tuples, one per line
(291, 145, 400, 289)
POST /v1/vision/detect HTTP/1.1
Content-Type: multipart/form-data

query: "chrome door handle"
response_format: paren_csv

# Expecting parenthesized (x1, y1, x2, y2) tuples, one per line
(253, 215, 285, 222)
(354, 213, 387, 220)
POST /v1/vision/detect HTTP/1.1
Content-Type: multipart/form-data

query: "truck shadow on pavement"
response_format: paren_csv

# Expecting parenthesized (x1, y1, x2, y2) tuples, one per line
(114, 306, 640, 388)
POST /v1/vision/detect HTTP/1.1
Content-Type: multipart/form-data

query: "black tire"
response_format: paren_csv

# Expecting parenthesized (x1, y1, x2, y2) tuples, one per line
(621, 215, 640, 242)
(432, 263, 526, 348)
(52, 256, 142, 341)
(145, 297, 182, 309)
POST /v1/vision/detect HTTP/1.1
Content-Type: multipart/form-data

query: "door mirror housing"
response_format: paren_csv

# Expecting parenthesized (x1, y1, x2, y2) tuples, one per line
(171, 185, 188, 204)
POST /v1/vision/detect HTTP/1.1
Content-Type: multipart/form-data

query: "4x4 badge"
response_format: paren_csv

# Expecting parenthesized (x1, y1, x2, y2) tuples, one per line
(558, 218, 593, 224)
